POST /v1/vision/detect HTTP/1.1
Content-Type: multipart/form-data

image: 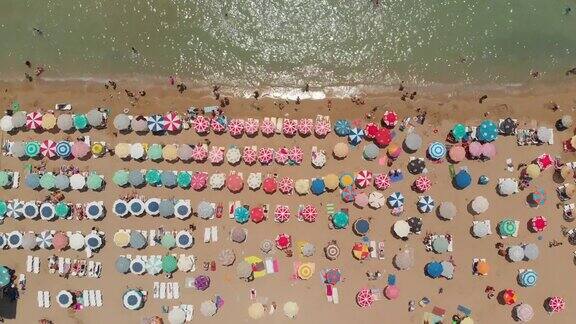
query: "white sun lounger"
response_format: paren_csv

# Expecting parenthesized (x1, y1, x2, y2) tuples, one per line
(149, 230, 156, 246)
(58, 258, 65, 275)
(11, 171, 19, 188)
(160, 282, 166, 299)
(369, 241, 377, 258)
(185, 304, 194, 322)
(37, 291, 44, 308)
(27, 255, 33, 273)
(211, 226, 218, 242)
(33, 256, 40, 273)
(173, 282, 180, 299)
(95, 290, 102, 307)
(83, 290, 90, 306)
(43, 291, 50, 308)
(332, 287, 339, 304)
(204, 228, 211, 243)
(153, 282, 160, 299)
(89, 290, 96, 307)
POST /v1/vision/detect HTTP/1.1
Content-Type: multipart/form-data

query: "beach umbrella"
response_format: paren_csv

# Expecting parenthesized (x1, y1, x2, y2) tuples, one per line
(146, 257, 162, 275)
(277, 176, 294, 194)
(333, 142, 349, 159)
(559, 165, 574, 181)
(57, 290, 73, 308)
(500, 118, 517, 135)
(73, 114, 88, 130)
(275, 233, 291, 250)
(356, 288, 374, 307)
(283, 301, 299, 319)
(339, 173, 354, 187)
(11, 141, 25, 158)
(54, 141, 72, 159)
(146, 114, 164, 132)
(514, 303, 534, 322)
(404, 133, 422, 151)
(25, 173, 40, 189)
(449, 145, 466, 162)
(39, 173, 56, 190)
(428, 141, 446, 159)
(7, 231, 23, 248)
(260, 239, 272, 253)
(474, 260, 490, 275)
(353, 219, 370, 236)
(191, 145, 207, 162)
(334, 119, 351, 136)
(113, 199, 129, 217)
(174, 145, 193, 162)
(260, 118, 275, 135)
(71, 141, 90, 158)
(548, 297, 566, 313)
(244, 118, 260, 135)
(362, 143, 379, 160)
(193, 115, 210, 133)
(228, 118, 245, 137)
(471, 196, 489, 214)
(297, 262, 314, 280)
(123, 290, 144, 310)
(315, 117, 331, 137)
(162, 255, 178, 273)
(25, 141, 40, 158)
(537, 126, 551, 143)
(194, 275, 211, 291)
(85, 233, 102, 250)
(113, 170, 129, 186)
(159, 200, 175, 218)
(200, 300, 217, 317)
(425, 262, 443, 278)
(332, 210, 349, 229)
(0, 115, 13, 132)
(274, 205, 291, 222)
(414, 175, 432, 192)
(0, 171, 10, 188)
(131, 116, 148, 132)
(302, 243, 315, 257)
(0, 200, 6, 218)
(242, 146, 257, 165)
(191, 172, 208, 191)
(373, 173, 391, 190)
(499, 219, 517, 237)
(508, 245, 524, 262)
(144, 169, 160, 186)
(234, 206, 249, 223)
(297, 118, 313, 135)
(263, 176, 277, 194)
(561, 115, 573, 128)
(91, 142, 104, 156)
(86, 173, 103, 190)
(323, 268, 341, 285)
(258, 147, 275, 165)
(209, 173, 225, 189)
(440, 261, 455, 279)
(129, 231, 146, 249)
(356, 170, 373, 188)
(375, 128, 392, 147)
(160, 171, 177, 187)
(481, 142, 496, 159)
(452, 123, 467, 141)
(382, 110, 398, 127)
(227, 173, 244, 192)
(388, 192, 405, 208)
(128, 198, 144, 216)
(174, 171, 191, 188)
(56, 113, 73, 131)
(231, 227, 247, 243)
(319, 174, 337, 192)
(275, 146, 289, 164)
(301, 205, 318, 222)
(407, 217, 423, 233)
(438, 202, 456, 220)
(524, 243, 539, 261)
(218, 249, 236, 266)
(26, 111, 43, 130)
(478, 120, 498, 142)
(248, 303, 265, 320)
(85, 109, 103, 127)
(205, 146, 222, 165)
(453, 169, 471, 189)
(499, 178, 518, 195)
(7, 200, 24, 219)
(289, 146, 304, 164)
(85, 201, 103, 220)
(530, 188, 546, 206)
(393, 220, 410, 238)
(406, 159, 424, 175)
(144, 198, 160, 215)
(432, 236, 449, 253)
(324, 242, 340, 260)
(384, 285, 400, 300)
(52, 232, 68, 250)
(310, 178, 326, 195)
(36, 230, 53, 249)
(250, 206, 265, 223)
(114, 143, 130, 159)
(69, 233, 85, 250)
(530, 216, 547, 232)
(394, 249, 414, 270)
(39, 202, 55, 220)
(348, 127, 364, 145)
(40, 140, 57, 158)
(368, 191, 385, 208)
(355, 192, 369, 208)
(352, 242, 369, 260)
(22, 232, 37, 250)
(197, 201, 215, 219)
(162, 112, 182, 131)
(340, 186, 356, 202)
(11, 111, 25, 128)
(295, 179, 309, 195)
(173, 199, 190, 219)
(282, 118, 298, 136)
(113, 113, 131, 131)
(147, 144, 163, 161)
(518, 269, 538, 287)
(387, 143, 402, 159)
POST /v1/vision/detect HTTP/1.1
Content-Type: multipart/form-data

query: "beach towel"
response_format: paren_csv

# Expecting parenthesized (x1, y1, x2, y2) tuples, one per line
(325, 203, 335, 215)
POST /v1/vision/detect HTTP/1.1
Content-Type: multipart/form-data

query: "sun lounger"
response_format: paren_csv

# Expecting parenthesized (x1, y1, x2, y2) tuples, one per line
(204, 228, 211, 243)
(457, 305, 472, 316)
(95, 290, 102, 307)
(93, 262, 102, 278)
(432, 306, 446, 317)
(27, 255, 33, 273)
(89, 290, 96, 307)
(160, 282, 166, 299)
(186, 304, 194, 321)
(211, 226, 218, 242)
(153, 282, 160, 299)
(43, 291, 50, 308)
(33, 256, 40, 273)
(326, 285, 333, 302)
(332, 287, 339, 304)
(87, 261, 94, 277)
(167, 283, 173, 299)
(11, 171, 19, 188)
(58, 258, 65, 275)
(370, 241, 377, 258)
(173, 282, 180, 299)
(83, 290, 90, 306)
(37, 291, 44, 308)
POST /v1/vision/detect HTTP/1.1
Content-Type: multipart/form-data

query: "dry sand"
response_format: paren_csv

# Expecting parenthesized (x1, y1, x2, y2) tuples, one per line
(0, 79, 576, 323)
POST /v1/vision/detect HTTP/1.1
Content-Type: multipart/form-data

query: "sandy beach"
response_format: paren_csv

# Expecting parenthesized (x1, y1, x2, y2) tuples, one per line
(1, 79, 576, 324)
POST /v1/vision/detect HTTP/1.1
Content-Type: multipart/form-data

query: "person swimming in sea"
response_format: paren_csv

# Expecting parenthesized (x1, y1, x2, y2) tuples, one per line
(565, 6, 571, 15)
(33, 27, 43, 36)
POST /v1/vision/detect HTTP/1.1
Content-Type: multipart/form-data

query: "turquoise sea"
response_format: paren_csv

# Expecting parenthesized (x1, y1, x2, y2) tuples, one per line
(1, 0, 576, 89)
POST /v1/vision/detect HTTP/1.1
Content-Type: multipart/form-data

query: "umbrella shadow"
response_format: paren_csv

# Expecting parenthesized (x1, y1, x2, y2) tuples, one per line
(401, 142, 416, 154)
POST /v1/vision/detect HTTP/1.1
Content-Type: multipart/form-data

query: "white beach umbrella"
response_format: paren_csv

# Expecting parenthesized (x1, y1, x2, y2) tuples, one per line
(524, 243, 539, 261)
(209, 173, 226, 189)
(393, 220, 410, 238)
(404, 133, 422, 151)
(472, 222, 490, 238)
(57, 290, 73, 308)
(537, 126, 551, 143)
(7, 231, 23, 248)
(200, 301, 217, 317)
(0, 115, 13, 132)
(56, 114, 73, 131)
(247, 172, 262, 190)
(130, 143, 145, 159)
(177, 255, 194, 272)
(226, 146, 241, 164)
(438, 201, 457, 220)
(85, 201, 104, 220)
(69, 233, 85, 250)
(197, 201, 215, 219)
(393, 249, 414, 270)
(283, 301, 299, 318)
(22, 201, 39, 219)
(498, 178, 518, 196)
(113, 113, 131, 130)
(368, 191, 385, 209)
(86, 109, 103, 127)
(69, 174, 86, 190)
(508, 245, 525, 262)
(561, 115, 573, 128)
(168, 308, 186, 324)
(471, 196, 489, 214)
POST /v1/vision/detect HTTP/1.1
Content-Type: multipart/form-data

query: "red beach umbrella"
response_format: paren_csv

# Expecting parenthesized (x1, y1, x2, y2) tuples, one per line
(250, 206, 265, 223)
(275, 233, 291, 250)
(53, 232, 69, 250)
(502, 289, 517, 305)
(382, 110, 398, 127)
(263, 176, 277, 194)
(40, 140, 57, 158)
(364, 123, 379, 139)
(227, 173, 244, 193)
(26, 111, 43, 130)
(384, 285, 400, 300)
(375, 128, 391, 147)
(537, 154, 554, 170)
(163, 112, 182, 131)
(191, 172, 208, 191)
(530, 216, 547, 232)
(355, 170, 373, 188)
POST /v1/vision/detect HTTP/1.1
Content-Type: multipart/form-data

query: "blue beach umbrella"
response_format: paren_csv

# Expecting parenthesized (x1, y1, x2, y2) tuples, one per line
(340, 186, 356, 202)
(387, 192, 405, 208)
(147, 115, 165, 132)
(160, 171, 177, 188)
(477, 120, 498, 142)
(310, 178, 326, 195)
(25, 173, 40, 189)
(518, 269, 538, 287)
(113, 199, 129, 217)
(159, 200, 175, 218)
(23, 202, 38, 219)
(428, 142, 447, 160)
(85, 202, 103, 220)
(234, 206, 249, 223)
(39, 203, 55, 220)
(453, 170, 471, 189)
(55, 141, 72, 158)
(417, 195, 435, 213)
(334, 119, 351, 136)
(145, 198, 161, 215)
(353, 219, 370, 235)
(348, 127, 364, 146)
(425, 262, 443, 278)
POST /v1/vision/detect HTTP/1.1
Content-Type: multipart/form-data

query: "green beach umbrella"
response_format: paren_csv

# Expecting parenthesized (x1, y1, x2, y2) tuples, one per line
(177, 171, 191, 188)
(40, 173, 56, 190)
(55, 202, 70, 218)
(161, 233, 176, 249)
(499, 219, 517, 236)
(87, 173, 103, 190)
(145, 169, 161, 185)
(452, 123, 466, 141)
(0, 171, 10, 187)
(0, 200, 7, 217)
(25, 141, 40, 157)
(147, 144, 163, 161)
(0, 266, 10, 287)
(332, 211, 349, 229)
(73, 114, 88, 130)
(113, 170, 129, 186)
(161, 255, 178, 273)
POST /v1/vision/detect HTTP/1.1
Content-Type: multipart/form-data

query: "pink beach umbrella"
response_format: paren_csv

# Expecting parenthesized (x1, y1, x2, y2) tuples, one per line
(301, 205, 318, 222)
(210, 117, 226, 133)
(374, 173, 391, 190)
(227, 173, 244, 193)
(26, 111, 43, 130)
(263, 176, 277, 194)
(481, 143, 496, 159)
(258, 147, 275, 165)
(244, 118, 259, 136)
(414, 175, 432, 192)
(191, 172, 208, 191)
(191, 145, 208, 162)
(242, 146, 257, 165)
(298, 118, 313, 136)
(163, 112, 182, 131)
(260, 118, 276, 136)
(208, 146, 224, 165)
(354, 192, 369, 208)
(315, 118, 331, 137)
(193, 115, 210, 134)
(382, 110, 398, 127)
(449, 145, 466, 162)
(274, 205, 291, 222)
(278, 177, 294, 194)
(537, 154, 554, 170)
(40, 140, 57, 158)
(71, 141, 90, 158)
(289, 147, 304, 164)
(364, 123, 379, 139)
(468, 141, 482, 158)
(228, 119, 245, 137)
(275, 147, 290, 165)
(356, 170, 373, 188)
(282, 119, 298, 136)
(548, 296, 566, 313)
(384, 285, 399, 300)
(356, 288, 374, 308)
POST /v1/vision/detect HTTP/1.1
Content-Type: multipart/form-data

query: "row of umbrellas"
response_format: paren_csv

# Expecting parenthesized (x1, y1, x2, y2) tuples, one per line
(113, 230, 194, 250)
(0, 230, 103, 251)
(9, 140, 103, 159)
(26, 172, 104, 191)
(0, 110, 105, 132)
(115, 255, 193, 275)
(113, 198, 191, 219)
(0, 200, 104, 220)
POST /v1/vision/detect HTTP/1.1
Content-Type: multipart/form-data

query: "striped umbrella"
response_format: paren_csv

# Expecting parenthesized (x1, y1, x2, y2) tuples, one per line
(518, 269, 538, 287)
(274, 205, 291, 222)
(428, 141, 446, 159)
(348, 127, 364, 146)
(40, 140, 57, 158)
(26, 111, 42, 129)
(417, 195, 435, 213)
(55, 141, 72, 158)
(147, 115, 165, 132)
(163, 112, 182, 131)
(7, 200, 24, 218)
(25, 141, 41, 157)
(414, 175, 432, 192)
(530, 188, 546, 206)
(37, 230, 53, 249)
(387, 192, 404, 208)
(548, 297, 565, 313)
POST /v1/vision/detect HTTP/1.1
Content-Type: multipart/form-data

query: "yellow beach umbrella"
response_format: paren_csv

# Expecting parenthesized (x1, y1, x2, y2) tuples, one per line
(163, 144, 178, 161)
(297, 262, 315, 280)
(113, 231, 130, 247)
(333, 142, 349, 159)
(324, 174, 339, 190)
(560, 165, 574, 181)
(339, 173, 354, 187)
(115, 143, 130, 159)
(283, 301, 299, 318)
(248, 303, 265, 319)
(244, 255, 265, 278)
(42, 113, 56, 130)
(460, 317, 474, 324)
(525, 164, 540, 178)
(571, 135, 576, 149)
(295, 179, 309, 195)
(91, 143, 104, 156)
